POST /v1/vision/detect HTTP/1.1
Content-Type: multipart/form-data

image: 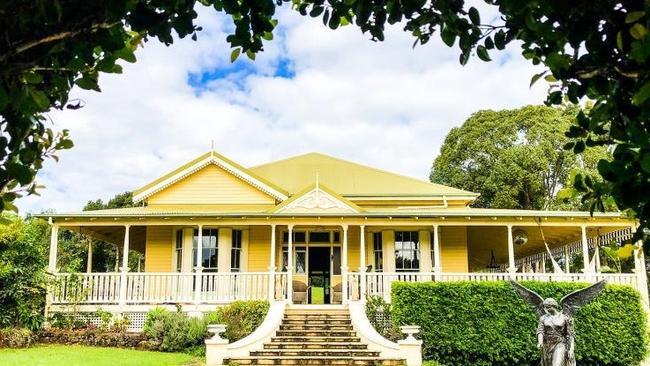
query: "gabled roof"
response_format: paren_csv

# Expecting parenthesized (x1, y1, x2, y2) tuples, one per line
(133, 151, 289, 203)
(249, 152, 478, 198)
(270, 183, 363, 214)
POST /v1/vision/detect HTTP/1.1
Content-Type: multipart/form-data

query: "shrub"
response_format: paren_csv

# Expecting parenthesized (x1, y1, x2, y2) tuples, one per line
(37, 327, 147, 348)
(392, 281, 648, 366)
(0, 328, 35, 347)
(143, 309, 207, 353)
(365, 296, 401, 341)
(205, 300, 269, 342)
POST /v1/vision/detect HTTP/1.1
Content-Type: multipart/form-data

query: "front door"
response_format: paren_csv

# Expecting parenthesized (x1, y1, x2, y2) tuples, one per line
(308, 247, 331, 304)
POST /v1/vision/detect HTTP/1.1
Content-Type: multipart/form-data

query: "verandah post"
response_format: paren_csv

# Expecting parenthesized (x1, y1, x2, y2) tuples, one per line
(581, 224, 592, 274)
(118, 225, 131, 310)
(287, 224, 293, 303)
(47, 223, 59, 273)
(433, 224, 441, 281)
(268, 224, 276, 301)
(359, 224, 366, 302)
(342, 224, 349, 304)
(507, 224, 516, 275)
(45, 222, 59, 321)
(194, 225, 203, 305)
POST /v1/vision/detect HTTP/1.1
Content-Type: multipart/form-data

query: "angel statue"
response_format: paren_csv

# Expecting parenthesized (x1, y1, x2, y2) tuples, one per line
(510, 280, 606, 366)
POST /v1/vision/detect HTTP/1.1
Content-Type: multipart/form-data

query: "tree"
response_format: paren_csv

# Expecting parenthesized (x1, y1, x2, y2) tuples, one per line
(79, 191, 136, 273)
(431, 105, 612, 211)
(1, 1, 649, 238)
(0, 213, 49, 329)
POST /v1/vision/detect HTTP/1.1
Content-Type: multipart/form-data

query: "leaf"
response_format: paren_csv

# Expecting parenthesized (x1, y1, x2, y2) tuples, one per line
(629, 23, 647, 40)
(310, 6, 324, 17)
(616, 31, 624, 50)
(459, 51, 470, 66)
(23, 72, 43, 84)
(494, 30, 506, 50)
(632, 82, 650, 105)
(6, 162, 33, 185)
(476, 45, 490, 61)
(231, 48, 241, 63)
(75, 77, 100, 92)
(30, 90, 50, 110)
(245, 49, 256, 61)
(468, 7, 480, 25)
(441, 26, 456, 47)
(530, 71, 547, 87)
(625, 11, 645, 24)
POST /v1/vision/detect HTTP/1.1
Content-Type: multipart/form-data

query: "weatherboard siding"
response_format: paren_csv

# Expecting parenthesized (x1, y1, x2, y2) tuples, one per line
(147, 164, 276, 205)
(145, 226, 173, 272)
(440, 226, 469, 272)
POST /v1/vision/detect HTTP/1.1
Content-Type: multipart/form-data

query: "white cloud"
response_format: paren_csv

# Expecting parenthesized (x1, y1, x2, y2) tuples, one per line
(19, 6, 547, 214)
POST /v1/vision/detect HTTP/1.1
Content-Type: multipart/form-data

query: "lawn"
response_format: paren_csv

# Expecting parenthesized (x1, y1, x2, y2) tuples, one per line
(0, 345, 201, 366)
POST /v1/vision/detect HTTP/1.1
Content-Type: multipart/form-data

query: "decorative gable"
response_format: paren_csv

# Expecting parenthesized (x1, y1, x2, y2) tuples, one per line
(273, 184, 362, 214)
(133, 151, 288, 204)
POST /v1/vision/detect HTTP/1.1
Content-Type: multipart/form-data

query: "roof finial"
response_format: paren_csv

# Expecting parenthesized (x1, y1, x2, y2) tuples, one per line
(210, 140, 214, 151)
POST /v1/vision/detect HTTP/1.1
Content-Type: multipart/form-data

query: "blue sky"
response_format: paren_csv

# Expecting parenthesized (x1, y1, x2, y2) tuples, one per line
(20, 6, 547, 213)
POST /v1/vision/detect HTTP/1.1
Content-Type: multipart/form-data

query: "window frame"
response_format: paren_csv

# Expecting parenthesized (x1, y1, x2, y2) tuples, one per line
(193, 228, 219, 272)
(175, 229, 183, 272)
(395, 231, 420, 272)
(373, 232, 383, 272)
(231, 229, 242, 272)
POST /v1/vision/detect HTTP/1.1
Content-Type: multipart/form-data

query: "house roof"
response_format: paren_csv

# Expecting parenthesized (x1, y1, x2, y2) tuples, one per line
(40, 205, 626, 219)
(249, 152, 478, 198)
(132, 151, 289, 203)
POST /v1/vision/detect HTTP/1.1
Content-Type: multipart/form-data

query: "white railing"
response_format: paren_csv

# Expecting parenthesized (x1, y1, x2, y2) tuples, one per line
(126, 273, 194, 303)
(200, 272, 270, 302)
(353, 271, 642, 302)
(51, 272, 283, 305)
(51, 273, 122, 304)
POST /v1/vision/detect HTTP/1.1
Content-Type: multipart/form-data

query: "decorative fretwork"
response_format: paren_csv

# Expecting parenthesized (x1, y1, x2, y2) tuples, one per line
(497, 227, 634, 272)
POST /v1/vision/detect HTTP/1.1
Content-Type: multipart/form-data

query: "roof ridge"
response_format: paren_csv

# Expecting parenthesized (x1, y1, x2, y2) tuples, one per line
(251, 151, 477, 196)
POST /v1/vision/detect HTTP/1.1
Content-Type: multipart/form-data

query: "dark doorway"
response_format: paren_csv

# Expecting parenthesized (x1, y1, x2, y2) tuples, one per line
(308, 247, 331, 304)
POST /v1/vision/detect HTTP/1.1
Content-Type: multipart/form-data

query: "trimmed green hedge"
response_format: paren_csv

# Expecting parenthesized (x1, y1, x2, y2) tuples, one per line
(391, 281, 648, 366)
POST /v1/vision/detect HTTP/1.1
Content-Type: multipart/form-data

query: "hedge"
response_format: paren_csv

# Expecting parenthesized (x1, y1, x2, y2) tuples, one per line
(391, 281, 648, 366)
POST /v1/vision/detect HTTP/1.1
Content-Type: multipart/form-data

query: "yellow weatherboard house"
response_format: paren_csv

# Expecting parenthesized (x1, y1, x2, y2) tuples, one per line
(41, 150, 647, 330)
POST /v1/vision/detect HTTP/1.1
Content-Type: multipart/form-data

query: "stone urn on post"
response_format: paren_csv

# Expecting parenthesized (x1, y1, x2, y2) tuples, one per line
(398, 325, 422, 366)
(205, 324, 229, 366)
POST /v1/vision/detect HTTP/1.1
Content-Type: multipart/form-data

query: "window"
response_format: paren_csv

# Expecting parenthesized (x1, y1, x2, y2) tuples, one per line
(395, 231, 419, 272)
(332, 247, 341, 275)
(231, 230, 242, 272)
(309, 231, 330, 243)
(373, 232, 383, 272)
(295, 246, 306, 274)
(281, 246, 307, 274)
(282, 231, 306, 244)
(175, 230, 183, 272)
(193, 229, 218, 272)
(333, 231, 340, 243)
(430, 231, 436, 269)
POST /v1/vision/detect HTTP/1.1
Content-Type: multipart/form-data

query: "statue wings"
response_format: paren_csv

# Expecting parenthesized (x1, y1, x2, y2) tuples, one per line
(560, 280, 606, 317)
(510, 280, 545, 317)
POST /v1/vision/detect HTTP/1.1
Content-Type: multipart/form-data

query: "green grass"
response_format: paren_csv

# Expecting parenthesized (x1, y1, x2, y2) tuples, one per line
(310, 286, 325, 304)
(0, 345, 201, 366)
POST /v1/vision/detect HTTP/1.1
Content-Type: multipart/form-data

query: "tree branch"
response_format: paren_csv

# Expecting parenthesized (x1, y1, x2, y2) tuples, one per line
(1, 21, 122, 63)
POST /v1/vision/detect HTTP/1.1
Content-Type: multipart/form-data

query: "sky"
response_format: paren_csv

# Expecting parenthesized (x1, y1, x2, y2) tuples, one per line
(19, 5, 548, 214)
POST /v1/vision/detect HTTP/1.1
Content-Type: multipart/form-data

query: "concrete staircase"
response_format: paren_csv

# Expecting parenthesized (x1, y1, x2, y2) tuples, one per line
(223, 307, 405, 366)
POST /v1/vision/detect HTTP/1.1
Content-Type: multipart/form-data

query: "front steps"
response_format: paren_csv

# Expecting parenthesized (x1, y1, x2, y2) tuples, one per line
(224, 307, 405, 366)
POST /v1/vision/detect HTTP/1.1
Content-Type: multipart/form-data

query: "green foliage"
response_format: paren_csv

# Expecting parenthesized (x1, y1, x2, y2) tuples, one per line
(365, 295, 401, 341)
(0, 214, 49, 330)
(0, 328, 35, 348)
(431, 105, 611, 210)
(142, 309, 207, 353)
(392, 281, 648, 366)
(3, 1, 650, 241)
(205, 300, 270, 342)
